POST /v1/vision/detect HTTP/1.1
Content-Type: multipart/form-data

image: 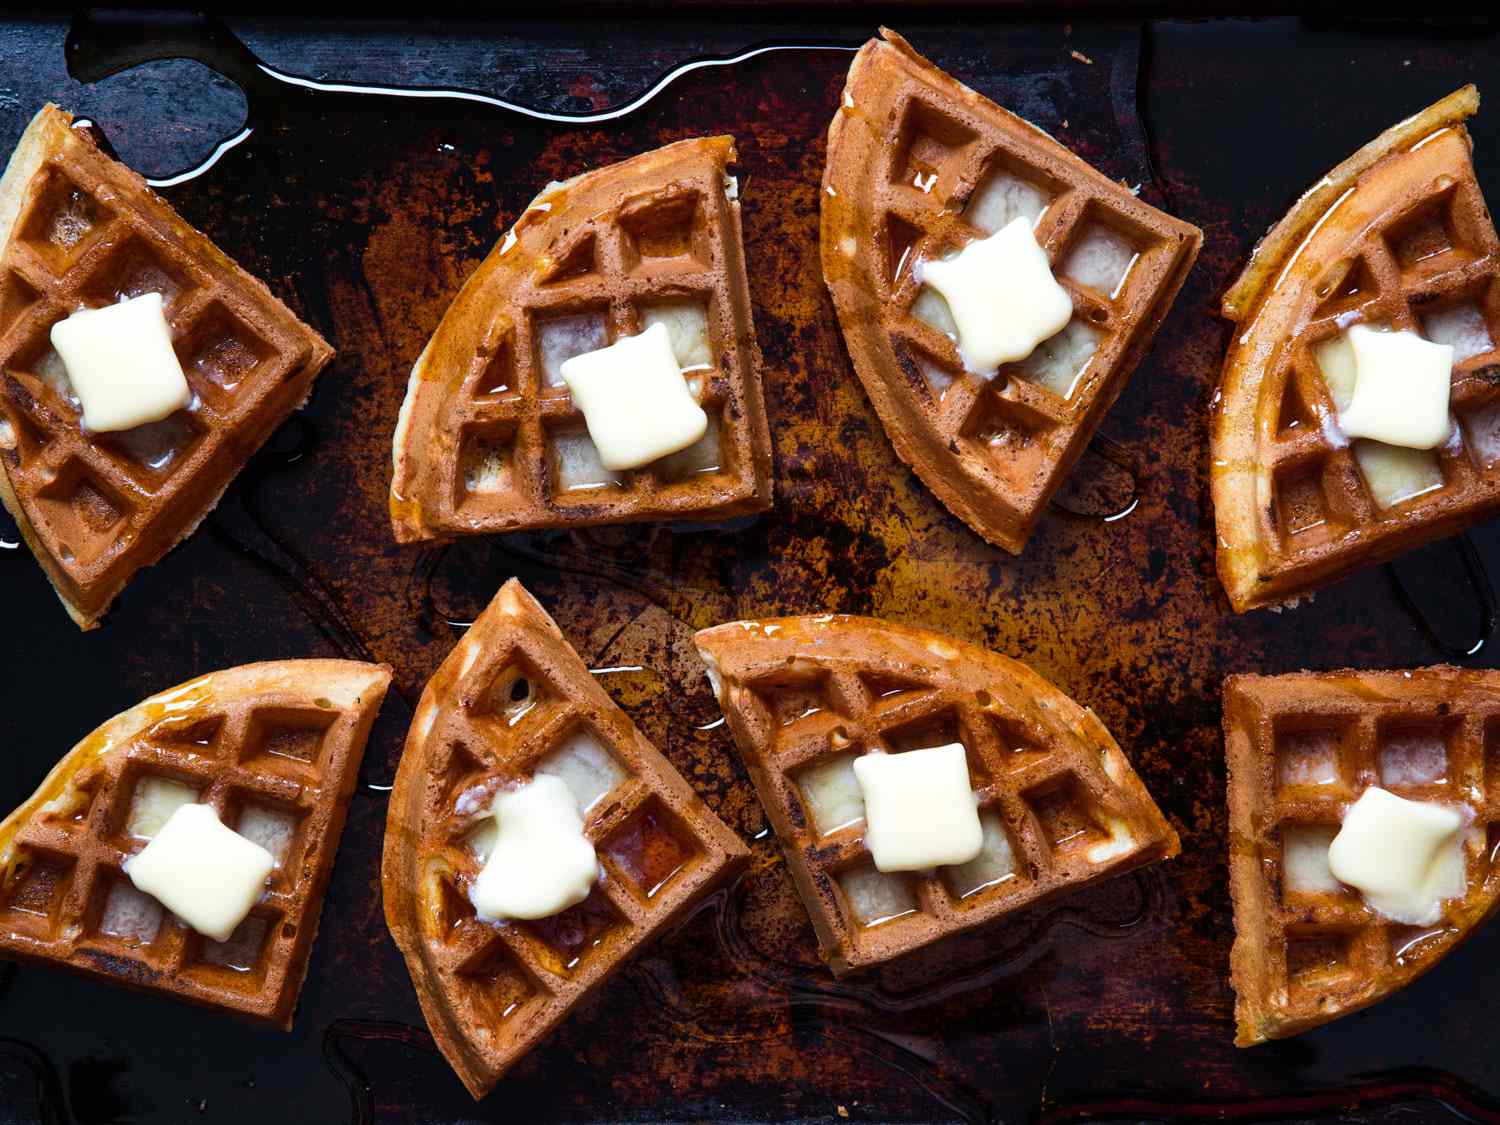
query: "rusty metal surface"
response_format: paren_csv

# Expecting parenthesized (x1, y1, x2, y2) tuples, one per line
(3, 11, 1500, 1124)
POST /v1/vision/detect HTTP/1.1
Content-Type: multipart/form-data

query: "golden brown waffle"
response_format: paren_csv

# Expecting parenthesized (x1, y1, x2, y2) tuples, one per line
(1214, 87, 1500, 612)
(0, 105, 335, 629)
(694, 614, 1178, 975)
(382, 579, 747, 1099)
(390, 136, 772, 543)
(1226, 668, 1500, 1046)
(821, 30, 1200, 554)
(0, 660, 391, 1028)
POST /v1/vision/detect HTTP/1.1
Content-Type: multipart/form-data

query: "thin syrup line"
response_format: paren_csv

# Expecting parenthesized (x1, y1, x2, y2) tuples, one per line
(253, 43, 856, 125)
(147, 126, 252, 188)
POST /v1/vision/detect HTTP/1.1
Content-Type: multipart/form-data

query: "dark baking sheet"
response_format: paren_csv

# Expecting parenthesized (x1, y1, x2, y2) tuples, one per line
(4, 11, 1500, 1124)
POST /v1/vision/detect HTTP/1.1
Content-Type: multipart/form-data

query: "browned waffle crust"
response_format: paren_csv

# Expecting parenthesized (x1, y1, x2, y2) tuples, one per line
(695, 614, 1178, 975)
(390, 136, 773, 543)
(0, 105, 335, 628)
(820, 30, 1201, 554)
(0, 660, 392, 1028)
(1214, 86, 1500, 612)
(382, 579, 748, 1099)
(1225, 668, 1500, 1046)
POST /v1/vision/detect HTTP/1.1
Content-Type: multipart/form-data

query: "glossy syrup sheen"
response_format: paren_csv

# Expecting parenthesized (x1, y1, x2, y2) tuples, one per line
(4, 11, 1500, 1125)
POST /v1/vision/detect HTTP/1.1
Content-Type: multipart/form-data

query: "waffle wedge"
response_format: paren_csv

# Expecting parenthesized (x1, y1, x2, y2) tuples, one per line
(695, 614, 1178, 975)
(390, 137, 772, 543)
(821, 30, 1200, 554)
(382, 579, 747, 1099)
(1226, 668, 1500, 1046)
(0, 660, 391, 1028)
(1214, 87, 1500, 612)
(0, 105, 334, 628)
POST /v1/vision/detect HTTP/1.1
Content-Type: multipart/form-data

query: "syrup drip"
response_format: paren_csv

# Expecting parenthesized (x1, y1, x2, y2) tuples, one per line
(706, 864, 1161, 1018)
(601, 863, 1167, 1125)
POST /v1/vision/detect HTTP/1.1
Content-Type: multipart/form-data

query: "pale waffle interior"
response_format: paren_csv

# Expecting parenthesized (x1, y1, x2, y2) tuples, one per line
(821, 30, 1200, 553)
(390, 136, 772, 542)
(0, 660, 390, 1028)
(696, 615, 1178, 975)
(382, 580, 747, 1099)
(1225, 670, 1500, 1046)
(0, 105, 333, 627)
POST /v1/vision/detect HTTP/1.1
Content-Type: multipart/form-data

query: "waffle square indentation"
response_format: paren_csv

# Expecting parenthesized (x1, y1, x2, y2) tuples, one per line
(179, 305, 270, 397)
(838, 863, 919, 929)
(243, 707, 337, 777)
(19, 169, 111, 265)
(533, 724, 629, 816)
(1376, 720, 1454, 791)
(1025, 774, 1107, 855)
(620, 191, 702, 265)
(457, 938, 540, 1024)
(941, 810, 1023, 901)
(522, 887, 624, 976)
(603, 798, 699, 899)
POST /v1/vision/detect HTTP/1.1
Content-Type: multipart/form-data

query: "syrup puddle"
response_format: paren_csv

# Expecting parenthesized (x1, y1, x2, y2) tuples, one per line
(1386, 532, 1496, 659)
(322, 1019, 440, 1125)
(1049, 432, 1141, 521)
(65, 10, 855, 188)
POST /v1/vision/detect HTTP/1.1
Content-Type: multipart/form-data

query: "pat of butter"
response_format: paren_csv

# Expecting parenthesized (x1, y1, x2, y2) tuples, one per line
(469, 774, 599, 921)
(50, 293, 192, 433)
(917, 216, 1072, 375)
(124, 803, 274, 942)
(559, 322, 707, 471)
(1327, 787, 1466, 926)
(852, 744, 983, 872)
(1337, 324, 1453, 449)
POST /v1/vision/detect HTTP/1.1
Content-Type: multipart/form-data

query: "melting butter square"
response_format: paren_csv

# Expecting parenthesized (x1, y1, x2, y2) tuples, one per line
(1338, 325, 1453, 449)
(917, 216, 1072, 375)
(1327, 787, 1465, 926)
(852, 744, 983, 872)
(124, 803, 274, 942)
(469, 775, 599, 921)
(559, 322, 707, 471)
(50, 292, 192, 433)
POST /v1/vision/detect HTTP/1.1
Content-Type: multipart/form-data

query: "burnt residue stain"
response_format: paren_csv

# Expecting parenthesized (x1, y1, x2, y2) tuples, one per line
(4, 10, 1500, 1125)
